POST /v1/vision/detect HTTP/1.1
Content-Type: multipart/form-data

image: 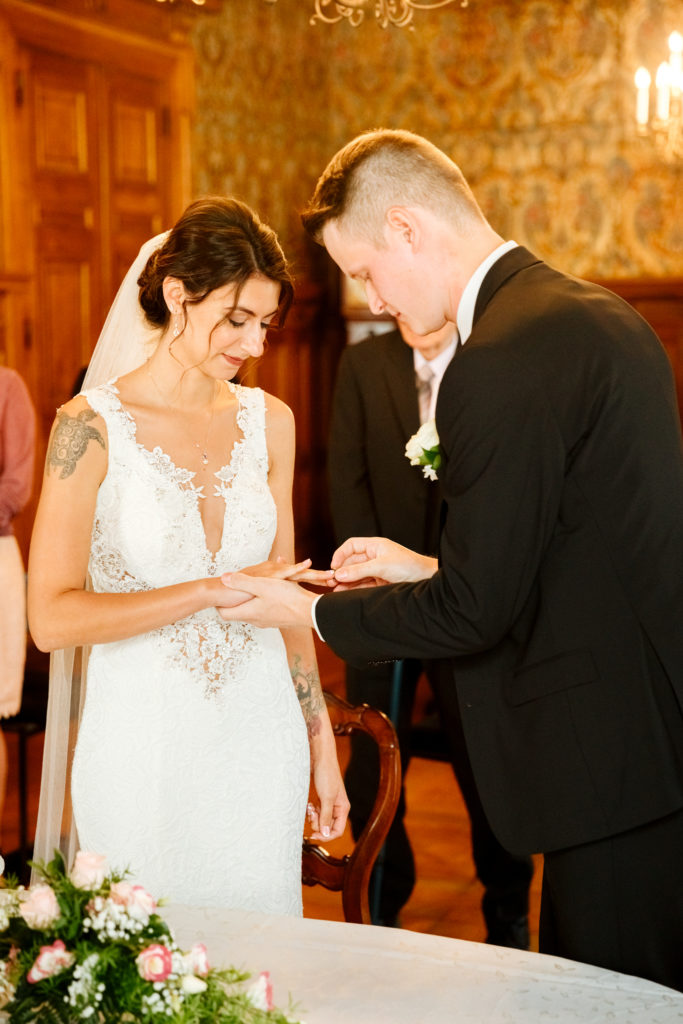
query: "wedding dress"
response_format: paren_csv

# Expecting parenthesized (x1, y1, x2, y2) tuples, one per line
(69, 378, 309, 915)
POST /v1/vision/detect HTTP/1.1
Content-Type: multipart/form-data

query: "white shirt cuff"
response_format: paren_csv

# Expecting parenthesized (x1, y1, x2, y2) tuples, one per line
(311, 593, 325, 642)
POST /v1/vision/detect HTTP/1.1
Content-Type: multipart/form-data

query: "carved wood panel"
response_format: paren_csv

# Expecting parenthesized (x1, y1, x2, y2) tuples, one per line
(106, 67, 172, 286)
(27, 48, 101, 433)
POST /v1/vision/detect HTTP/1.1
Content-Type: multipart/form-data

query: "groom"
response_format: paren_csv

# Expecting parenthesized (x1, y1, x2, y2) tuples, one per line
(221, 129, 683, 990)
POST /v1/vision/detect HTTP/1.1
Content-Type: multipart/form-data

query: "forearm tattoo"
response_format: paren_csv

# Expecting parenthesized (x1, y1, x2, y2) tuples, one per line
(291, 654, 325, 738)
(46, 408, 105, 479)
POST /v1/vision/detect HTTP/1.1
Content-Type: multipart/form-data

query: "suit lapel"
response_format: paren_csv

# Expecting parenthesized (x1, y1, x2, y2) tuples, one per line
(382, 332, 420, 442)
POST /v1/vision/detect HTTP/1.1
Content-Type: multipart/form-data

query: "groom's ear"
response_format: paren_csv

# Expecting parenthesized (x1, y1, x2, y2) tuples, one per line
(385, 206, 420, 253)
(162, 276, 186, 314)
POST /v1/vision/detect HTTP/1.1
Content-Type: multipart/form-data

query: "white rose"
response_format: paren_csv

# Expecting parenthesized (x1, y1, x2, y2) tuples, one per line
(405, 420, 440, 468)
(404, 433, 424, 464)
(181, 974, 208, 994)
(416, 419, 439, 451)
(70, 851, 108, 890)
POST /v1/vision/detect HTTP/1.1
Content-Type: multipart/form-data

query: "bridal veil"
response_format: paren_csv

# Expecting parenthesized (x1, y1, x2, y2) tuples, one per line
(32, 232, 169, 873)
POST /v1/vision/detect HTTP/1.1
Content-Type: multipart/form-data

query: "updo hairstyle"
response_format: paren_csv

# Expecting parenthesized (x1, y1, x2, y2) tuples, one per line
(137, 196, 294, 333)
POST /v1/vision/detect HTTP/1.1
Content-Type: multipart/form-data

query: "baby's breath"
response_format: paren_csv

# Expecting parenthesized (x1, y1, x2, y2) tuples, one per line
(0, 851, 303, 1023)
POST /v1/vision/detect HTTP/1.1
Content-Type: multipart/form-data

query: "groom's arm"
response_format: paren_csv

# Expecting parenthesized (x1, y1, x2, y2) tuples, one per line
(221, 345, 566, 669)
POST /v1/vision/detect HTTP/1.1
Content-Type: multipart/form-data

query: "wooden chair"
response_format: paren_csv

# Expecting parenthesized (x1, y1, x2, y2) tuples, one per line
(302, 690, 401, 924)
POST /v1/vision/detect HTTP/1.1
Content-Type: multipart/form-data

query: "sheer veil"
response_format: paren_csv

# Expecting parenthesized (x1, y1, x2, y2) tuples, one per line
(32, 232, 169, 874)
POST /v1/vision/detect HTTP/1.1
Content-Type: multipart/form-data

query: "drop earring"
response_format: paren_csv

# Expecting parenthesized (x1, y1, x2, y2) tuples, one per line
(172, 308, 182, 339)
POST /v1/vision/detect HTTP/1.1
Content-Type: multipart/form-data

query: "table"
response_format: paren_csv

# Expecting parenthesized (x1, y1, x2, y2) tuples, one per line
(164, 905, 683, 1024)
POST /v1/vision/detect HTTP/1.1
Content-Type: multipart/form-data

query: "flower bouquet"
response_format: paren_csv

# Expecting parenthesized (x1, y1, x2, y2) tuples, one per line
(405, 420, 442, 481)
(0, 851, 301, 1023)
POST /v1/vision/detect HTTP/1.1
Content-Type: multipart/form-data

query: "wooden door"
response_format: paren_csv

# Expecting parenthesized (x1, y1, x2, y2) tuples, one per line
(26, 47, 102, 426)
(0, 0, 194, 558)
(105, 66, 174, 293)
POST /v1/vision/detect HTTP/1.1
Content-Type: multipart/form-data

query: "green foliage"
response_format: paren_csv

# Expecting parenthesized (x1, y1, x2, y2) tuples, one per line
(0, 853, 301, 1024)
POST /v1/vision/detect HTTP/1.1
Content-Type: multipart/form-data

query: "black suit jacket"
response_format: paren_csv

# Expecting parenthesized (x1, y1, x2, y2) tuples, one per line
(327, 329, 441, 555)
(318, 247, 683, 856)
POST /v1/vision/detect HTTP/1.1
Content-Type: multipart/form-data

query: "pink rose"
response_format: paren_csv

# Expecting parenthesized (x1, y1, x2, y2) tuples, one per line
(110, 882, 156, 921)
(70, 851, 108, 890)
(136, 943, 173, 983)
(109, 881, 134, 905)
(19, 885, 61, 929)
(247, 971, 274, 1011)
(26, 940, 74, 983)
(186, 943, 210, 977)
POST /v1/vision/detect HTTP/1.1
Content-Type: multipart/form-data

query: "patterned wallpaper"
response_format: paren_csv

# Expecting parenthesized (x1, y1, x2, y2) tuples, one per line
(192, 0, 683, 281)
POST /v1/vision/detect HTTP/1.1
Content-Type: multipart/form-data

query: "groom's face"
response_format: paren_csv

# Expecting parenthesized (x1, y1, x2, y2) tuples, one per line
(323, 218, 439, 336)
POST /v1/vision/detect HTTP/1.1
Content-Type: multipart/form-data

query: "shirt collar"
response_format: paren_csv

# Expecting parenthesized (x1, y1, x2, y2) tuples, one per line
(456, 240, 518, 345)
(413, 335, 459, 378)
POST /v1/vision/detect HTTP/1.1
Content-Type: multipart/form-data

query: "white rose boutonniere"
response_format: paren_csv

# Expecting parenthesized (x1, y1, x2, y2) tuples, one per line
(405, 419, 442, 481)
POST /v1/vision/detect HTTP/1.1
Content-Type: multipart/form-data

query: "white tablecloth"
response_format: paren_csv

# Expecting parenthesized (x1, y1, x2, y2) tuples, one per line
(164, 905, 683, 1024)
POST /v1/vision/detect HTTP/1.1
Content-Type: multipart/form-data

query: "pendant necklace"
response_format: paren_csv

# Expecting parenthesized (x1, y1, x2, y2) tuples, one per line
(146, 361, 219, 467)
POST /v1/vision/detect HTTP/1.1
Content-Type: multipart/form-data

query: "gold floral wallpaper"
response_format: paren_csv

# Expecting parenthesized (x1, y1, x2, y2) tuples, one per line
(192, 0, 683, 281)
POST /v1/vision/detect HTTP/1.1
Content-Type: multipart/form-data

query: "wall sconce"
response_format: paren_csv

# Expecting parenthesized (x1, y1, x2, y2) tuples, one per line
(634, 31, 683, 162)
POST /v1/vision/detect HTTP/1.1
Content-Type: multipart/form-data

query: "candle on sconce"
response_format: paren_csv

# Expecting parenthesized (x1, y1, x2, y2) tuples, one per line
(669, 31, 683, 95)
(634, 66, 651, 125)
(656, 61, 671, 121)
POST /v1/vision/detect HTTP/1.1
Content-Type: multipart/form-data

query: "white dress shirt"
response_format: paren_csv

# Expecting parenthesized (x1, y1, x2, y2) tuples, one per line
(413, 335, 459, 422)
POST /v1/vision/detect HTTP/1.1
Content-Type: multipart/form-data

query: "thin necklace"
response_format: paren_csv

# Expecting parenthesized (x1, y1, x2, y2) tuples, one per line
(146, 361, 219, 467)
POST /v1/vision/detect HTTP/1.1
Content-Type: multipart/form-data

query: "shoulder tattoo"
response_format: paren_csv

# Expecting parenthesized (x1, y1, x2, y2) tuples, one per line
(47, 408, 105, 479)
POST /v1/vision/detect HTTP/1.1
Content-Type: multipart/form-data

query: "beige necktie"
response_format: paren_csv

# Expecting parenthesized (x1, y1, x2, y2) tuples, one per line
(416, 363, 435, 424)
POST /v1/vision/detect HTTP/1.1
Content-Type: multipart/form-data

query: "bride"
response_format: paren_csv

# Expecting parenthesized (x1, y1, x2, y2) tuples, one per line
(27, 196, 349, 914)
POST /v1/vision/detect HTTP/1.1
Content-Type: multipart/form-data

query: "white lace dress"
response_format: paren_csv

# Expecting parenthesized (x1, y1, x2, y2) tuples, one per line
(70, 381, 309, 915)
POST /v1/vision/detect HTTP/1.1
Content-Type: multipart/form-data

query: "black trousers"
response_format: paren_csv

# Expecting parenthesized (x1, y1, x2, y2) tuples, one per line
(345, 657, 533, 934)
(540, 804, 683, 992)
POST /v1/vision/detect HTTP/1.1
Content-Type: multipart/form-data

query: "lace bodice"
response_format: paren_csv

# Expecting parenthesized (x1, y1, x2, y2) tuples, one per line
(83, 381, 277, 699)
(85, 380, 276, 586)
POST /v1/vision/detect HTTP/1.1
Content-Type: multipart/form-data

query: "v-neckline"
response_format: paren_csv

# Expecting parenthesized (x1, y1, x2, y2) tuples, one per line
(104, 381, 247, 562)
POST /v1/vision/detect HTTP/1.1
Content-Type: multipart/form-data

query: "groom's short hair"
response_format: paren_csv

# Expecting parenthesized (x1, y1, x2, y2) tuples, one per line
(301, 128, 486, 245)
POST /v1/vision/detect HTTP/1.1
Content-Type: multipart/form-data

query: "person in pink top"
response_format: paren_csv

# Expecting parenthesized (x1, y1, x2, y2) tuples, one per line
(0, 366, 36, 836)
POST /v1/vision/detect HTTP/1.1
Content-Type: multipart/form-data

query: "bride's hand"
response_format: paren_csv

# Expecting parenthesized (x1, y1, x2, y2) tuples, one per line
(330, 537, 438, 590)
(208, 558, 334, 612)
(242, 557, 335, 586)
(306, 760, 350, 842)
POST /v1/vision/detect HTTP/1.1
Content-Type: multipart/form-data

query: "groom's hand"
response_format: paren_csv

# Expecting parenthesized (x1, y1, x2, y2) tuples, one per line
(331, 536, 438, 589)
(219, 573, 316, 629)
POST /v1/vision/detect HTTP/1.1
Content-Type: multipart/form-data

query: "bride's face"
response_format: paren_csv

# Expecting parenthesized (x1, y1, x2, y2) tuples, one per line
(179, 274, 282, 380)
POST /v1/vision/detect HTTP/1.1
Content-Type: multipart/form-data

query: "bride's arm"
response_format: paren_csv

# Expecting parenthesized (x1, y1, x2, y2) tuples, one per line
(27, 396, 245, 652)
(264, 394, 350, 842)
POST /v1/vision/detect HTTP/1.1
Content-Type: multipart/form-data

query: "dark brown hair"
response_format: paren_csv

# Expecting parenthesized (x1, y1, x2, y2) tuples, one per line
(138, 196, 294, 330)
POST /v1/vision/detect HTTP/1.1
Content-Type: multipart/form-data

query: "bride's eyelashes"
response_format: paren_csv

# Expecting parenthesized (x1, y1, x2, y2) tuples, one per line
(228, 318, 275, 331)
